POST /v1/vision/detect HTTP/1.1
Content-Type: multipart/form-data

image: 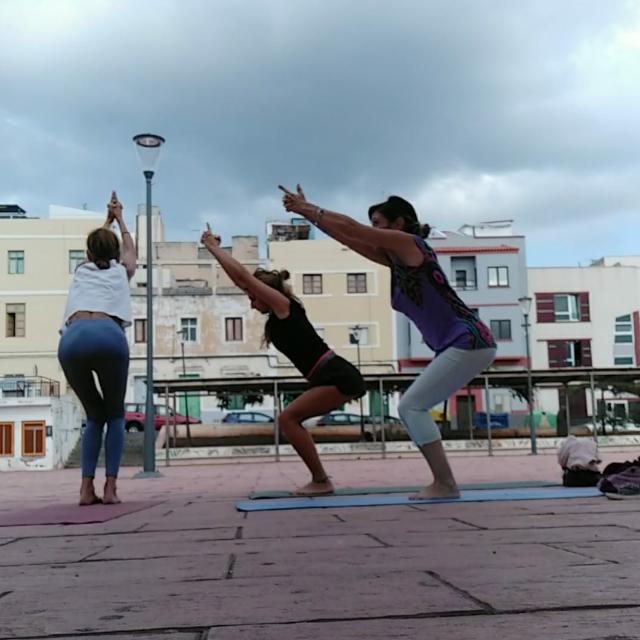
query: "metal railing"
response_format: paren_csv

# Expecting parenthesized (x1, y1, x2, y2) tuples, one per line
(153, 367, 640, 462)
(0, 376, 60, 399)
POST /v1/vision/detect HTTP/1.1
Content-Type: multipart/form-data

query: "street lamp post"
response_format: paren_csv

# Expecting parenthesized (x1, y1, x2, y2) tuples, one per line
(518, 296, 537, 455)
(133, 133, 165, 475)
(350, 325, 365, 441)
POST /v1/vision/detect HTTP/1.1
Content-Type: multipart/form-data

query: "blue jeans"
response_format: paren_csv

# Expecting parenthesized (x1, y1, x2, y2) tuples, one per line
(58, 319, 129, 478)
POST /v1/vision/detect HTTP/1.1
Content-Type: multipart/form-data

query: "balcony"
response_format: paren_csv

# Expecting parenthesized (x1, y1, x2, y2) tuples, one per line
(162, 279, 212, 296)
(452, 280, 478, 291)
(0, 376, 60, 399)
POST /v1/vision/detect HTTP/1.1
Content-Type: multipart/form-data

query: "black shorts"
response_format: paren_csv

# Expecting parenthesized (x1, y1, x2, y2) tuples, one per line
(308, 354, 366, 399)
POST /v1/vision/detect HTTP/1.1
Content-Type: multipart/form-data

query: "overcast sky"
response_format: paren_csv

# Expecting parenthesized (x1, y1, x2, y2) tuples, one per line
(2, 0, 639, 266)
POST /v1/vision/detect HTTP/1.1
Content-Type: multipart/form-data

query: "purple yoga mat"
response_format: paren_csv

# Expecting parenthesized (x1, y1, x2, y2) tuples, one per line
(0, 501, 158, 526)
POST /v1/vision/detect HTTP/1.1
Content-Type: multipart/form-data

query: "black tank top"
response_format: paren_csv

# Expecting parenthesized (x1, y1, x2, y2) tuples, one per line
(266, 299, 330, 378)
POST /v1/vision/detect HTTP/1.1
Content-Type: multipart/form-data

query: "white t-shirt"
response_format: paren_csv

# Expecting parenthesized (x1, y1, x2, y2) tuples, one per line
(62, 260, 133, 329)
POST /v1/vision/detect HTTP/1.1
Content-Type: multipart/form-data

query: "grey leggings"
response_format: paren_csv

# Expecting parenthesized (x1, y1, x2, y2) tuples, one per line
(398, 347, 497, 446)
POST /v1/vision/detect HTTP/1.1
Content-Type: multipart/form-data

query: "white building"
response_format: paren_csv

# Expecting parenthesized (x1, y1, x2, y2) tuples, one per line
(0, 378, 82, 471)
(529, 257, 640, 425)
(396, 221, 530, 429)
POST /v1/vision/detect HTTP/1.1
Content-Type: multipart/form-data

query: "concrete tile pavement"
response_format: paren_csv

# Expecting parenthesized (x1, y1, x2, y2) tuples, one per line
(0, 450, 639, 639)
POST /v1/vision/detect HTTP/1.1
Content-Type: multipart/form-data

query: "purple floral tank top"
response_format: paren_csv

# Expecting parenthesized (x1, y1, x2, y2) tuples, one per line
(391, 236, 496, 354)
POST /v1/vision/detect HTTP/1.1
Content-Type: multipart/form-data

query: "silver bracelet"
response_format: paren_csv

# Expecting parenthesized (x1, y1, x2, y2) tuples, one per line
(314, 207, 325, 225)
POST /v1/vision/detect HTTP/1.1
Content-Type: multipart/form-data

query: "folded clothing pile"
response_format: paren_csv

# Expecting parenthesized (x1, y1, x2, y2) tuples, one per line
(598, 457, 640, 500)
(557, 435, 601, 487)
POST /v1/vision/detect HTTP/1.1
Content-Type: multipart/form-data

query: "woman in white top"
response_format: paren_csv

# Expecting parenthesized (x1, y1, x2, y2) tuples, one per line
(58, 192, 135, 505)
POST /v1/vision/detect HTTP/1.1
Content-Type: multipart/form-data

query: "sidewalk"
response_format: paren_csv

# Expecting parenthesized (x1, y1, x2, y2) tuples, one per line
(1, 451, 639, 639)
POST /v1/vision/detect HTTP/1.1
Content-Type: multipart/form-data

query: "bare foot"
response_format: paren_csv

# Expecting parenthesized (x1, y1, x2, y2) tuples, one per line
(409, 482, 460, 501)
(294, 478, 335, 497)
(103, 479, 122, 505)
(79, 492, 102, 506)
(79, 478, 102, 506)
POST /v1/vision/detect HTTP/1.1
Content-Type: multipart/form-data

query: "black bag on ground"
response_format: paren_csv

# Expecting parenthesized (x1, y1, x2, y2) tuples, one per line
(562, 468, 601, 487)
(602, 457, 640, 478)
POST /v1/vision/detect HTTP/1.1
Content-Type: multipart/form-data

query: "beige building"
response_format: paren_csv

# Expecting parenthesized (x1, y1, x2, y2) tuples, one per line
(0, 205, 105, 384)
(127, 230, 271, 419)
(267, 219, 397, 415)
(0, 203, 273, 422)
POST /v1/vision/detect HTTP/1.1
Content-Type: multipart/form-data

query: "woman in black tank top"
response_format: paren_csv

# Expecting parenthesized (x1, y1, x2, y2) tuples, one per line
(201, 225, 365, 496)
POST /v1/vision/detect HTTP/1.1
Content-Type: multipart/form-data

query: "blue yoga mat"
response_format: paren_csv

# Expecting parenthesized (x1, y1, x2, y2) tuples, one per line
(236, 486, 603, 512)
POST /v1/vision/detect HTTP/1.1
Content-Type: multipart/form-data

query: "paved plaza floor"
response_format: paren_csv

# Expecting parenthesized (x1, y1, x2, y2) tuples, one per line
(1, 450, 639, 639)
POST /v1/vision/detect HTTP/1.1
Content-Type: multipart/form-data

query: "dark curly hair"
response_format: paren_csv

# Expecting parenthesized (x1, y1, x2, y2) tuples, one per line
(368, 195, 431, 238)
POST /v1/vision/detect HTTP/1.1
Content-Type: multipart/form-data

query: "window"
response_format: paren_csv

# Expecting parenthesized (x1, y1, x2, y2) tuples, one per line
(614, 356, 634, 366)
(22, 421, 46, 457)
(554, 294, 579, 322)
(537, 292, 589, 323)
(227, 395, 245, 410)
(6, 303, 25, 337)
(347, 273, 367, 294)
(134, 319, 147, 343)
(615, 314, 632, 332)
(251, 412, 272, 423)
(155, 405, 175, 417)
(0, 423, 13, 456)
(1, 375, 25, 398)
(68, 250, 85, 273)
(451, 257, 477, 290)
(225, 317, 243, 342)
(566, 341, 582, 367)
(180, 317, 197, 342)
(302, 274, 323, 295)
(8, 250, 24, 275)
(614, 313, 634, 345)
(547, 339, 592, 368)
(349, 326, 369, 345)
(490, 319, 512, 341)
(488, 266, 509, 287)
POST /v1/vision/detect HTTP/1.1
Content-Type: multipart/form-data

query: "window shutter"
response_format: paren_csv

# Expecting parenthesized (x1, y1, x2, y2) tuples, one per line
(581, 340, 592, 367)
(547, 340, 567, 368)
(536, 293, 555, 323)
(578, 292, 590, 322)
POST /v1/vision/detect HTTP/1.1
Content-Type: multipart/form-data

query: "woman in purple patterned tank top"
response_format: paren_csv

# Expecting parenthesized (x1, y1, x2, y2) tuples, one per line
(281, 185, 497, 500)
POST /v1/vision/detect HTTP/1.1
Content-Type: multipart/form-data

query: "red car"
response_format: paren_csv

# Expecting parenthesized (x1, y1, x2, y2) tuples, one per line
(124, 403, 201, 432)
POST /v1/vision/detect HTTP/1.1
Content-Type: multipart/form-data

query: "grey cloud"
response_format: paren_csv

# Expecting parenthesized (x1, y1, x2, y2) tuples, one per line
(1, 0, 638, 267)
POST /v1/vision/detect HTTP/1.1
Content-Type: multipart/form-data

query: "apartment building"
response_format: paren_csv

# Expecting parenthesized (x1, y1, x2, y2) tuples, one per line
(394, 220, 530, 429)
(0, 204, 106, 383)
(267, 218, 396, 415)
(529, 257, 640, 423)
(127, 228, 270, 419)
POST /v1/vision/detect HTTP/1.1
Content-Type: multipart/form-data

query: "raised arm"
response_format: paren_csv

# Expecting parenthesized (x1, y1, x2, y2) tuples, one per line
(108, 192, 136, 279)
(200, 226, 290, 318)
(279, 184, 422, 266)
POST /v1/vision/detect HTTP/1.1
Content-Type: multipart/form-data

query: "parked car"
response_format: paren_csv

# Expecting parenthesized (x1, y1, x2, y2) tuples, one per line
(315, 412, 363, 426)
(222, 411, 274, 424)
(315, 412, 402, 427)
(124, 403, 201, 432)
(310, 412, 405, 441)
